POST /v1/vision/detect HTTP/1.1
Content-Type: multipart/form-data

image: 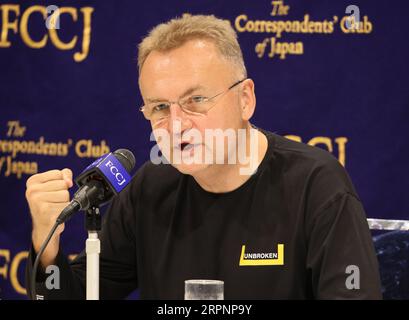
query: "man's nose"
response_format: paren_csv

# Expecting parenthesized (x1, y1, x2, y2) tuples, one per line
(169, 103, 192, 132)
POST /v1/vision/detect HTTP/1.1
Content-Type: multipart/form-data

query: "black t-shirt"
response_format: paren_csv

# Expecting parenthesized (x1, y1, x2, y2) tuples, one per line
(26, 130, 382, 299)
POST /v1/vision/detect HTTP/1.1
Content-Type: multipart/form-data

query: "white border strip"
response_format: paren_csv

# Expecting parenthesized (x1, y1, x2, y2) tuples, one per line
(367, 218, 409, 231)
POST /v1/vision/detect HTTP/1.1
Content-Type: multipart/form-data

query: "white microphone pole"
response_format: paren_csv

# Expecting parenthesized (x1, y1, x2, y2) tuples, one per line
(85, 207, 101, 300)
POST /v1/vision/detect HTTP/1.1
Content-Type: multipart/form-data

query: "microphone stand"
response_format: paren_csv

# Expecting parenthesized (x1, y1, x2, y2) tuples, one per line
(85, 206, 101, 300)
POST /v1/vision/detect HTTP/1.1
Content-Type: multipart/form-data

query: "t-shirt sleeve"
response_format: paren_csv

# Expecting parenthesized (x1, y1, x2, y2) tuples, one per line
(25, 244, 82, 300)
(304, 157, 382, 299)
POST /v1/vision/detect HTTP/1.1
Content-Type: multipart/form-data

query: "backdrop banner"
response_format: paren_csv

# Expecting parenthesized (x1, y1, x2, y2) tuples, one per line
(0, 0, 408, 299)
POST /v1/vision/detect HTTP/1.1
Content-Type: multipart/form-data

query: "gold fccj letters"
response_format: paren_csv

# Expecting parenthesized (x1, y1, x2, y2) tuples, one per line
(0, 4, 94, 62)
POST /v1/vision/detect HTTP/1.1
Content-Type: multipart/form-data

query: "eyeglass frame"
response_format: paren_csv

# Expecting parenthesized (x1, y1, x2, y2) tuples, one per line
(139, 78, 248, 124)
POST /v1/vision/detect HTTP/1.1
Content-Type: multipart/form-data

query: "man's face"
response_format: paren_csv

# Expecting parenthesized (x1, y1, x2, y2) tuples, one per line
(139, 39, 247, 175)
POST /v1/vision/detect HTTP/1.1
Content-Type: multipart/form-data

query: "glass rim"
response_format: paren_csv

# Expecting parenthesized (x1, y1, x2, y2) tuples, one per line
(184, 279, 224, 285)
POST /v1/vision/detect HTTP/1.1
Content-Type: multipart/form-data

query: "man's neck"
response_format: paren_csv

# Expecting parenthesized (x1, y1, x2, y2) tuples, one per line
(192, 126, 268, 193)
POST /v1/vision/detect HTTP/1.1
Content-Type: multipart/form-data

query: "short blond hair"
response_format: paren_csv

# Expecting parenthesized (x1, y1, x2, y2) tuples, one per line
(137, 14, 247, 78)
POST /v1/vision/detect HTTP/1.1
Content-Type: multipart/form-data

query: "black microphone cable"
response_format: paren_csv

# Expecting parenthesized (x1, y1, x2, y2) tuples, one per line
(30, 220, 60, 300)
(30, 199, 82, 299)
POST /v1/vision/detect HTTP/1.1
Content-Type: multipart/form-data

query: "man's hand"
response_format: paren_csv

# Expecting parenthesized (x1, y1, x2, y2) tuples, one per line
(25, 168, 73, 267)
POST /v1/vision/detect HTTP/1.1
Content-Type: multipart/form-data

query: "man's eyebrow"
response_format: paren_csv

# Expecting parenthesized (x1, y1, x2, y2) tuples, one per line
(146, 85, 205, 103)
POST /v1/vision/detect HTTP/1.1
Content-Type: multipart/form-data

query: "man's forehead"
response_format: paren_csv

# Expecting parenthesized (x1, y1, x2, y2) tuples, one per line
(145, 84, 205, 103)
(139, 40, 232, 98)
(140, 39, 225, 77)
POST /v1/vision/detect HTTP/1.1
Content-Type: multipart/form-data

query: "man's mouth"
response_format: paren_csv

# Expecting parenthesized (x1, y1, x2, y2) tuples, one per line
(180, 142, 190, 151)
(176, 142, 200, 152)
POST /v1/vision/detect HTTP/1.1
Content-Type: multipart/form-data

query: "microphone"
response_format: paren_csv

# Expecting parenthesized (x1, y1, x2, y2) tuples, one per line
(56, 148, 136, 225)
(30, 148, 135, 300)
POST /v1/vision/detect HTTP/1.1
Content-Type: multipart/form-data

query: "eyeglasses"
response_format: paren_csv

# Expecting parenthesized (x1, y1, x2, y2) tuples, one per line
(139, 78, 247, 125)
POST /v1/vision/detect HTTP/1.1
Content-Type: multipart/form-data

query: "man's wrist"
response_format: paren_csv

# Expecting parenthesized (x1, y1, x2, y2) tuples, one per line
(32, 230, 60, 267)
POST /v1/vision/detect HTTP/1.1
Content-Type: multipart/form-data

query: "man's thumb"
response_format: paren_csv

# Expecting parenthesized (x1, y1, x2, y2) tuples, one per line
(61, 168, 73, 188)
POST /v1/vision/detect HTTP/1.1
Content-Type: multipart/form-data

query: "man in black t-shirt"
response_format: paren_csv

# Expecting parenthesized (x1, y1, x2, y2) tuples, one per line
(25, 15, 382, 299)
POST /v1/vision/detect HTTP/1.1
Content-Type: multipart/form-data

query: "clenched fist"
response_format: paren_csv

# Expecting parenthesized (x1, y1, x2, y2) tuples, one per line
(26, 168, 73, 267)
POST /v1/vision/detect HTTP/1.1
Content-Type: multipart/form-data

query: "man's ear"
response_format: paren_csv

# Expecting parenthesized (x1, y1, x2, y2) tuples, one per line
(239, 79, 256, 121)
